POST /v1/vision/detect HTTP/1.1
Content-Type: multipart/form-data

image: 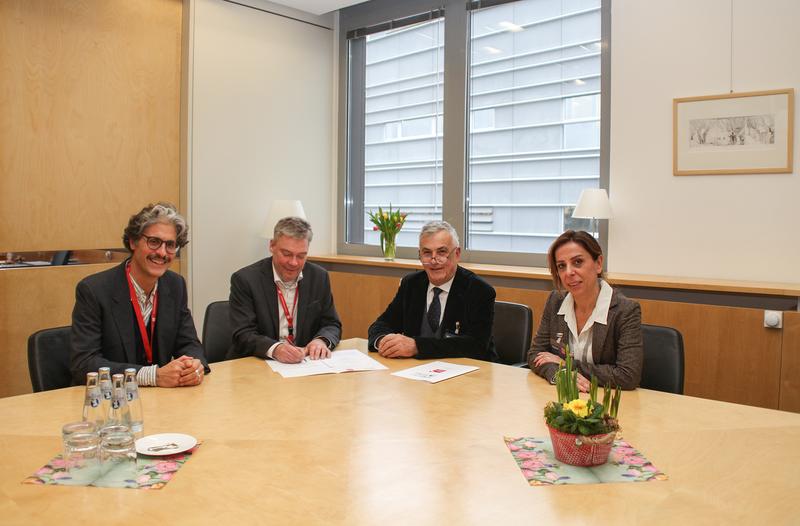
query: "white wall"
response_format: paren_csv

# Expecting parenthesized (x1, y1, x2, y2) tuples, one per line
(608, 0, 800, 283)
(186, 0, 800, 327)
(187, 0, 334, 328)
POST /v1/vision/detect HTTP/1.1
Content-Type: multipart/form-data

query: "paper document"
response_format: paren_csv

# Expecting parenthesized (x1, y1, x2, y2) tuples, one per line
(266, 349, 387, 378)
(391, 361, 479, 383)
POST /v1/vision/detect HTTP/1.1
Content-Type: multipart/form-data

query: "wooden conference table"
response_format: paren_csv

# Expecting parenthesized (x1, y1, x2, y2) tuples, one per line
(1, 338, 799, 525)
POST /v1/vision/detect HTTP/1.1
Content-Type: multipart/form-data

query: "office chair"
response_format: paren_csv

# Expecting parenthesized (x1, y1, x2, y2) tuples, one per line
(492, 301, 533, 366)
(202, 300, 232, 364)
(640, 323, 685, 394)
(28, 326, 73, 392)
(50, 250, 71, 265)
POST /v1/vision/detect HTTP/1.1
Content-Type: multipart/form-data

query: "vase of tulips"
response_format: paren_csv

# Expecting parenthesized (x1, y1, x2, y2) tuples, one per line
(368, 205, 407, 261)
(543, 348, 621, 466)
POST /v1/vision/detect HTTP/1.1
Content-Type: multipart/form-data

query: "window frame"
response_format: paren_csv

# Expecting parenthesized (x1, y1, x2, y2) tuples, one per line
(337, 0, 611, 266)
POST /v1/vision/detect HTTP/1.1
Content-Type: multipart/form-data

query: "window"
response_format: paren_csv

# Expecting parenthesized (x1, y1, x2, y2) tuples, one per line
(467, 1, 603, 254)
(339, 0, 608, 264)
(344, 13, 445, 250)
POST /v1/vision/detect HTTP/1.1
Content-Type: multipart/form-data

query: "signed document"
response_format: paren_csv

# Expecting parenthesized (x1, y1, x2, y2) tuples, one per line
(266, 349, 387, 378)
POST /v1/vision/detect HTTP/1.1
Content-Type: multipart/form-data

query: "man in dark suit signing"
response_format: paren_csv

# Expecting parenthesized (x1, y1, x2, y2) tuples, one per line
(368, 221, 497, 361)
(70, 202, 208, 387)
(228, 216, 341, 363)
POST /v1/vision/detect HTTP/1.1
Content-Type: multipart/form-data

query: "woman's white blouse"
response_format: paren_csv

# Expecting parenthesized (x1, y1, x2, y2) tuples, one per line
(557, 279, 613, 365)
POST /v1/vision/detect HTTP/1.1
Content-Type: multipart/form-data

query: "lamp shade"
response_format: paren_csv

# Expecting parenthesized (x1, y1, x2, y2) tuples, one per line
(572, 189, 612, 219)
(261, 200, 307, 238)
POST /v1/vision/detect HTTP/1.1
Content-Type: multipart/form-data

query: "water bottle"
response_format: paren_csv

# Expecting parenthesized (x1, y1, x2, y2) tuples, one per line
(81, 372, 105, 427)
(124, 368, 144, 435)
(108, 374, 132, 428)
(98, 367, 113, 418)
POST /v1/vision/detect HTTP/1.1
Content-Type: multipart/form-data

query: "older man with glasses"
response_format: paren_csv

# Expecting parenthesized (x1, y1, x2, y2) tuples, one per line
(368, 220, 497, 361)
(70, 202, 209, 387)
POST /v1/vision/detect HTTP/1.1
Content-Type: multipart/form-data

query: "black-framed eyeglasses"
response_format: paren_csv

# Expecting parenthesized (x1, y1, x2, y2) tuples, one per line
(418, 246, 457, 264)
(142, 235, 179, 254)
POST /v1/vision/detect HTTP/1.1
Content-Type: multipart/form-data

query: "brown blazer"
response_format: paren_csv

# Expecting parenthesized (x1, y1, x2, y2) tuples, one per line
(528, 287, 643, 389)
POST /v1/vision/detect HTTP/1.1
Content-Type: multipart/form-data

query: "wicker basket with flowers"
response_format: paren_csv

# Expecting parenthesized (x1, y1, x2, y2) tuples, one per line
(543, 348, 622, 466)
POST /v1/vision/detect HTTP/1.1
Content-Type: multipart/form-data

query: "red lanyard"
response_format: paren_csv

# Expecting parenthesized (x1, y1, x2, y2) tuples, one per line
(276, 285, 299, 344)
(126, 263, 158, 364)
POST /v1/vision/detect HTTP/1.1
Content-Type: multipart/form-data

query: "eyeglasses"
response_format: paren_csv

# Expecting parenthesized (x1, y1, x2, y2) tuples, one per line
(418, 247, 457, 264)
(142, 235, 179, 254)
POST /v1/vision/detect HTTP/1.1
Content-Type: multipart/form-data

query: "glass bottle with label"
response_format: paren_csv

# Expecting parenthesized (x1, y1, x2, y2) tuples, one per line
(98, 367, 113, 418)
(123, 368, 144, 435)
(81, 372, 105, 427)
(107, 373, 132, 428)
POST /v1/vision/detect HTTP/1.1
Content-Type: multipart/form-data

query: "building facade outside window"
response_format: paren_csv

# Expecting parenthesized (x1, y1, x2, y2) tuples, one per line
(339, 0, 608, 265)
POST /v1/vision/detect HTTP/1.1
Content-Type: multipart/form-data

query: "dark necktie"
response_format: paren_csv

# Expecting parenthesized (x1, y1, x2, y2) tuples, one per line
(427, 287, 443, 333)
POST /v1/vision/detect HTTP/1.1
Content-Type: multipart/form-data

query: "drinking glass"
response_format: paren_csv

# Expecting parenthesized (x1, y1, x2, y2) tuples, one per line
(61, 421, 97, 458)
(64, 432, 101, 485)
(98, 424, 130, 439)
(97, 431, 137, 487)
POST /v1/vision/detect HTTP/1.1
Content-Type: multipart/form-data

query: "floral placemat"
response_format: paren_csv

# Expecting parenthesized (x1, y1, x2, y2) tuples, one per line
(22, 443, 201, 490)
(505, 437, 667, 485)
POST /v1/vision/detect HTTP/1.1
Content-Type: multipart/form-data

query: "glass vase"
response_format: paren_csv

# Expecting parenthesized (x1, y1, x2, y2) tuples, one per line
(382, 234, 396, 261)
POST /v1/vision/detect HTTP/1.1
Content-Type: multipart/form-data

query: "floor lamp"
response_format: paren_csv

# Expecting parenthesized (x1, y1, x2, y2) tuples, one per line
(572, 189, 612, 238)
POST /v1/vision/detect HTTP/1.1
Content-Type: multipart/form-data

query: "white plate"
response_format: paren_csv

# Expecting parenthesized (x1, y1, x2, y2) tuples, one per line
(136, 433, 197, 456)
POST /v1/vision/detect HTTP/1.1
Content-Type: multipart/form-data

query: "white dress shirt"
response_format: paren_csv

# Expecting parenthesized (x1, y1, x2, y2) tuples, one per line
(557, 279, 613, 365)
(426, 275, 455, 327)
(266, 265, 304, 359)
(128, 270, 159, 386)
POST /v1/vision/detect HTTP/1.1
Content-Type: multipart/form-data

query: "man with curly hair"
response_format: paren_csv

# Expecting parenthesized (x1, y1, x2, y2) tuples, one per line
(70, 203, 208, 387)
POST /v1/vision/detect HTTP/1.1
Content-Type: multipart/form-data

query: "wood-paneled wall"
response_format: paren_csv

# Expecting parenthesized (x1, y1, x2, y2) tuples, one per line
(0, 0, 183, 398)
(0, 264, 116, 397)
(0, 0, 182, 251)
(328, 270, 799, 412)
(330, 272, 401, 339)
(780, 312, 800, 413)
(638, 299, 782, 409)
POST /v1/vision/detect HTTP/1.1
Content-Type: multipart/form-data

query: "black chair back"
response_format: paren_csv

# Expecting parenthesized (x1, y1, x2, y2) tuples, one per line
(202, 300, 232, 364)
(492, 301, 533, 366)
(641, 323, 685, 394)
(28, 326, 73, 392)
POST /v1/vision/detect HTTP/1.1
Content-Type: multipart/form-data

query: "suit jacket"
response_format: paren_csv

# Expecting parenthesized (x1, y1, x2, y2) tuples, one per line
(70, 261, 207, 385)
(528, 288, 643, 389)
(227, 258, 342, 359)
(368, 266, 497, 361)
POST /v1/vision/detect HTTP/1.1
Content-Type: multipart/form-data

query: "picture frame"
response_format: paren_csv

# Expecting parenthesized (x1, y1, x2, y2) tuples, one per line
(673, 88, 794, 175)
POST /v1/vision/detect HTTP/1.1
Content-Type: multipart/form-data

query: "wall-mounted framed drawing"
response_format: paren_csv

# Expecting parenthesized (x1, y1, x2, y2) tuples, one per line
(673, 88, 794, 175)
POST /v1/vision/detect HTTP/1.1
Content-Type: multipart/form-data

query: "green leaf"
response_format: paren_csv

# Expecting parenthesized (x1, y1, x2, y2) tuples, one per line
(611, 386, 622, 418)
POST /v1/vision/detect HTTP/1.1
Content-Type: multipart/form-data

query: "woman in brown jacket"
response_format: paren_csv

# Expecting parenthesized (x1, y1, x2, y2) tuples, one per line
(528, 230, 643, 391)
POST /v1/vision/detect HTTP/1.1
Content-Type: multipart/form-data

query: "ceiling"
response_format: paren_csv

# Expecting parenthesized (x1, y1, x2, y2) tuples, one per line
(267, 0, 366, 16)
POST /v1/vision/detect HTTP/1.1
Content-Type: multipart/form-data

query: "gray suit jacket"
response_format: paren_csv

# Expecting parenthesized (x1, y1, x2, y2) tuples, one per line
(70, 261, 207, 385)
(227, 258, 342, 359)
(528, 288, 643, 389)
